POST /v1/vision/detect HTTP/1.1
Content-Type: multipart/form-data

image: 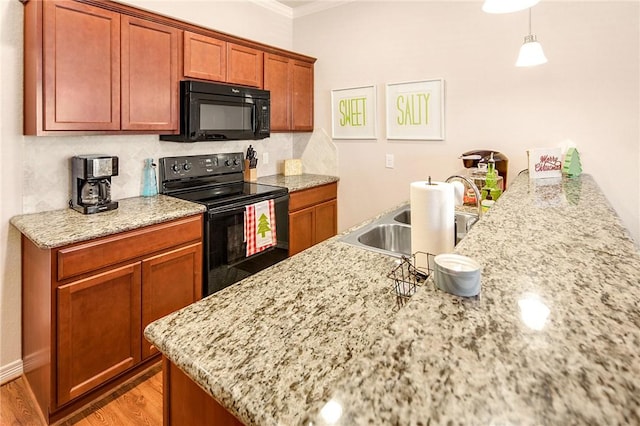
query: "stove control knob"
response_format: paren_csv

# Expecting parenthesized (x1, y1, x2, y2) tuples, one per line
(183, 163, 192, 171)
(172, 164, 180, 172)
(224, 159, 231, 167)
(233, 158, 240, 166)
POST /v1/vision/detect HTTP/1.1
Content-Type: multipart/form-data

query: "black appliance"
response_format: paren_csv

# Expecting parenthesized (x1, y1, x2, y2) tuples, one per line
(160, 81, 270, 142)
(70, 155, 119, 214)
(159, 153, 288, 297)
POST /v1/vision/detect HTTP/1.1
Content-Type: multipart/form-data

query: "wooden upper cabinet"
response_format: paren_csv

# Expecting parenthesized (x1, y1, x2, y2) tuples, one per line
(183, 31, 227, 82)
(291, 60, 314, 131)
(227, 43, 263, 88)
(264, 54, 291, 131)
(121, 16, 179, 131)
(25, 0, 315, 135)
(264, 54, 314, 132)
(43, 0, 121, 131)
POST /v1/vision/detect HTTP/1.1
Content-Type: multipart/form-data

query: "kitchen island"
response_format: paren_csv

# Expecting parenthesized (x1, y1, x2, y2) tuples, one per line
(145, 173, 640, 425)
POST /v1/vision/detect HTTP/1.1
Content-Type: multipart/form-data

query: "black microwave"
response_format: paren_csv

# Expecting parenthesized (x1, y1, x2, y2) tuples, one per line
(160, 80, 270, 142)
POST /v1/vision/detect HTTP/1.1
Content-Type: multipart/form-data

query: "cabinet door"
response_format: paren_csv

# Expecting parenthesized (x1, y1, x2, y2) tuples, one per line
(43, 0, 121, 131)
(291, 60, 314, 131)
(141, 244, 202, 359)
(289, 207, 315, 256)
(264, 53, 291, 131)
(57, 263, 141, 406)
(121, 16, 179, 131)
(227, 43, 263, 88)
(183, 31, 226, 82)
(314, 199, 338, 244)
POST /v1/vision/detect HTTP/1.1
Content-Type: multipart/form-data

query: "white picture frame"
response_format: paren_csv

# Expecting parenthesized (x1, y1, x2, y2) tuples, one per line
(385, 79, 445, 140)
(331, 85, 377, 139)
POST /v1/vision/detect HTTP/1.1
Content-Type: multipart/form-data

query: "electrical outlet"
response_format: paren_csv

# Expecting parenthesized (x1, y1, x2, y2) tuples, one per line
(263, 152, 269, 165)
(385, 154, 394, 169)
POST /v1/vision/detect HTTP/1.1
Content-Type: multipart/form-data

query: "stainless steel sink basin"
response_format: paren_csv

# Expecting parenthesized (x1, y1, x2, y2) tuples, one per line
(357, 224, 411, 255)
(393, 209, 410, 225)
(340, 205, 479, 257)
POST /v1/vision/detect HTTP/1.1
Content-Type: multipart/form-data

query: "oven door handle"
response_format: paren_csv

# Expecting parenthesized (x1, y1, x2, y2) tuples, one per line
(207, 192, 289, 217)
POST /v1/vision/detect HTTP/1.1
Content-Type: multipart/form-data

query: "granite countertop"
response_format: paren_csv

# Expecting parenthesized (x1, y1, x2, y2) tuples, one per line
(257, 173, 338, 192)
(10, 195, 206, 249)
(145, 173, 640, 425)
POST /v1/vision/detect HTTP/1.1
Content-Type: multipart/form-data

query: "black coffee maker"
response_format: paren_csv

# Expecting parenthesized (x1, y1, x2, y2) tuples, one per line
(71, 155, 119, 214)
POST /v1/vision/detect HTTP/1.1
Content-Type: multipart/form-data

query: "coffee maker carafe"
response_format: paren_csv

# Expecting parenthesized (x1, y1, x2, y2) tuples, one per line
(71, 155, 119, 214)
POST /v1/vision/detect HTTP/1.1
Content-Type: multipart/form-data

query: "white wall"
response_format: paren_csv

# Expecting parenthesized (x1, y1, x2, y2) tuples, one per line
(293, 1, 640, 242)
(0, 0, 293, 382)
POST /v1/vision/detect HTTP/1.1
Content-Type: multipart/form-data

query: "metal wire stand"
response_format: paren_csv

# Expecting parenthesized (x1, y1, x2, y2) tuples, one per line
(387, 251, 433, 307)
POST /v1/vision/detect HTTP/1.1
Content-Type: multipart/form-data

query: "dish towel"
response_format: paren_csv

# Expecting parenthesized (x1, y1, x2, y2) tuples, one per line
(245, 200, 277, 257)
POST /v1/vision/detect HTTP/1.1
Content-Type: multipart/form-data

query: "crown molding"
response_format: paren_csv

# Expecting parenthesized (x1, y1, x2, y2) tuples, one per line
(247, 0, 293, 18)
(291, 1, 355, 18)
(248, 0, 355, 19)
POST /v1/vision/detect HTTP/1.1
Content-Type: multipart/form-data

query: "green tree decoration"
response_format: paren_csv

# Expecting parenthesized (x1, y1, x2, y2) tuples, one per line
(563, 147, 582, 177)
(257, 213, 271, 238)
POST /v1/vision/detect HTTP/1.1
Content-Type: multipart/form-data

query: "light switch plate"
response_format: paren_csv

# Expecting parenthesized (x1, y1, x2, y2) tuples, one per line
(385, 154, 394, 168)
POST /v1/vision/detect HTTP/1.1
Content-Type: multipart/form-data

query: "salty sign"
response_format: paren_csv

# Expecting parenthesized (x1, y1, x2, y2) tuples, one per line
(386, 79, 444, 140)
(396, 92, 430, 126)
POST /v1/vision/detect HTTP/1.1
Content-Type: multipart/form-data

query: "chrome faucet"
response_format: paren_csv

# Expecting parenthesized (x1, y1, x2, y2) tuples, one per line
(445, 175, 483, 218)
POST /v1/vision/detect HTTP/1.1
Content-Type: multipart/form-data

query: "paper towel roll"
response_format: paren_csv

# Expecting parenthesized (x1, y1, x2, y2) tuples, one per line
(410, 181, 455, 271)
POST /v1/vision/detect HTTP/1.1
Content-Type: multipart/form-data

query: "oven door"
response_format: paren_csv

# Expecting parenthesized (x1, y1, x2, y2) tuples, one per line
(204, 193, 289, 296)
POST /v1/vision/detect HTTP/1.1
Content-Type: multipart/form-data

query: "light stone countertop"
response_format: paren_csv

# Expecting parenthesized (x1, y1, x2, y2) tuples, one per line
(144, 173, 640, 425)
(257, 173, 338, 192)
(10, 195, 206, 249)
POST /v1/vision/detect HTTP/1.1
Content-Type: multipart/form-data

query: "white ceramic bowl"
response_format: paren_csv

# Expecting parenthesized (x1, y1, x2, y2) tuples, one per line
(434, 253, 482, 297)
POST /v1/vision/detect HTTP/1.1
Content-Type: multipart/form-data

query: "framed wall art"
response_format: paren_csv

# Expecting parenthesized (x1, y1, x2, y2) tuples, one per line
(385, 79, 444, 140)
(331, 85, 377, 139)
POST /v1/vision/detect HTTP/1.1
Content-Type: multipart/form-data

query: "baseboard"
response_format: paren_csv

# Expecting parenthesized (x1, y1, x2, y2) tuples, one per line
(0, 359, 24, 385)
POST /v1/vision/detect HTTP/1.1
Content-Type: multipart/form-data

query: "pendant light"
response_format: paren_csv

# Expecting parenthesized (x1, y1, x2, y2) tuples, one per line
(482, 0, 540, 14)
(515, 8, 547, 67)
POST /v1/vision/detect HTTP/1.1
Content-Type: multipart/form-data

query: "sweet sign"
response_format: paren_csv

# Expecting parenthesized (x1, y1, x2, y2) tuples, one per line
(386, 79, 444, 140)
(528, 148, 563, 179)
(331, 85, 377, 139)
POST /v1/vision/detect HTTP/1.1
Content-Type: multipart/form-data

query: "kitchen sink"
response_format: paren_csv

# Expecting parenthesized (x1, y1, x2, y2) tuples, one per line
(356, 224, 411, 255)
(340, 206, 479, 257)
(393, 209, 410, 225)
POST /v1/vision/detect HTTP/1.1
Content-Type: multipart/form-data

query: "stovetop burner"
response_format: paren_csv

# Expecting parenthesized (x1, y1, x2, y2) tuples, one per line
(159, 153, 288, 210)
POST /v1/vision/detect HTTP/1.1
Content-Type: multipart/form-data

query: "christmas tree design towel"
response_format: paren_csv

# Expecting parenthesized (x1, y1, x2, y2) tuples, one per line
(245, 200, 277, 257)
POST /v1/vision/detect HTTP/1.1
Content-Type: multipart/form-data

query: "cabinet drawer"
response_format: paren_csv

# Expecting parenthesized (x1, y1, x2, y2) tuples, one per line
(57, 215, 202, 281)
(289, 182, 337, 212)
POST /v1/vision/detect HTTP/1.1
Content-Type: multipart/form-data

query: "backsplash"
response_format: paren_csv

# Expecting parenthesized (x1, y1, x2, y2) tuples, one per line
(294, 129, 338, 176)
(23, 134, 293, 214)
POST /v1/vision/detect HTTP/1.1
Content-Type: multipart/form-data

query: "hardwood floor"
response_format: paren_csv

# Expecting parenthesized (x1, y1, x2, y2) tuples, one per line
(1, 365, 163, 426)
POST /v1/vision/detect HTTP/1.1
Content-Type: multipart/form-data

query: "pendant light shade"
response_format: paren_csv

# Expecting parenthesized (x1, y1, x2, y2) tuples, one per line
(482, 0, 540, 14)
(515, 8, 547, 67)
(516, 35, 548, 66)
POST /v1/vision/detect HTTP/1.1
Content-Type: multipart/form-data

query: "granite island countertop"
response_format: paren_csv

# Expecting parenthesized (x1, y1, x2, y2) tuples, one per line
(145, 173, 640, 425)
(10, 195, 206, 249)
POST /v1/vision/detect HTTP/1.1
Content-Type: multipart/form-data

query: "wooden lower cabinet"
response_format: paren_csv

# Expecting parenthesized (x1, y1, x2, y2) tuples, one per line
(141, 244, 202, 359)
(163, 357, 244, 426)
(289, 183, 338, 256)
(21, 215, 203, 424)
(57, 263, 142, 405)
